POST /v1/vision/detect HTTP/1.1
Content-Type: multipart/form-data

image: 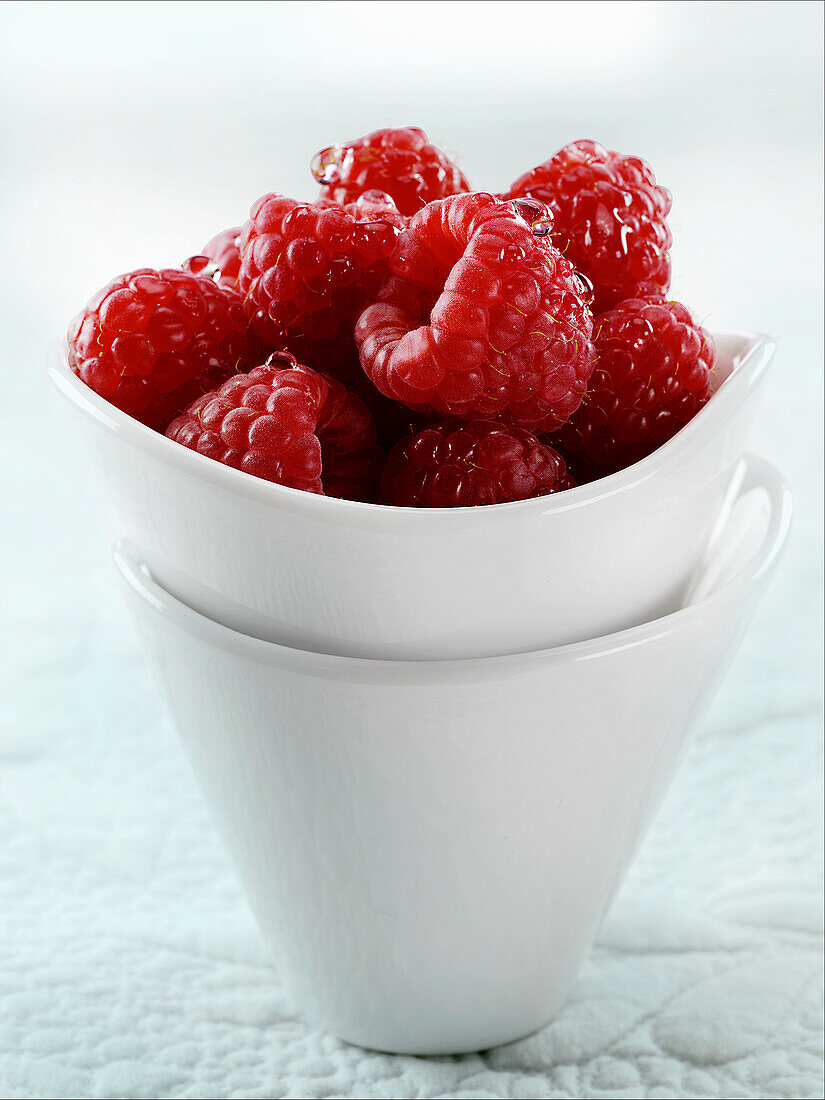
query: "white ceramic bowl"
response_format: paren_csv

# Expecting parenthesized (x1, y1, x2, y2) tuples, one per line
(53, 332, 773, 659)
(113, 452, 790, 1055)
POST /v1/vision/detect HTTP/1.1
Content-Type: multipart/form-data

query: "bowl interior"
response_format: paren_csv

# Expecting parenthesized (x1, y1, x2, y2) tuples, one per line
(49, 331, 774, 521)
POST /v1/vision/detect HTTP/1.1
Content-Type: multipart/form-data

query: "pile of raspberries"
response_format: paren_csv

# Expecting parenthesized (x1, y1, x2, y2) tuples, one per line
(68, 128, 716, 508)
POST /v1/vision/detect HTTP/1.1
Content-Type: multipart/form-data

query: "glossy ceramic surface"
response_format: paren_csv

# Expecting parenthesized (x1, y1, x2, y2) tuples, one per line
(113, 453, 790, 1054)
(52, 332, 773, 659)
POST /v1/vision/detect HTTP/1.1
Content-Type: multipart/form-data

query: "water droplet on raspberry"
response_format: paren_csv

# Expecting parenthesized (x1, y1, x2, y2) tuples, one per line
(508, 196, 553, 236)
(310, 144, 343, 184)
(183, 255, 221, 281)
(500, 242, 527, 264)
(574, 270, 595, 306)
(355, 189, 398, 212)
(264, 350, 300, 371)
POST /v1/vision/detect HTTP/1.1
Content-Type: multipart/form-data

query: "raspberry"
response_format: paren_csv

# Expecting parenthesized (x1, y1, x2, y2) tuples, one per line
(68, 268, 257, 430)
(238, 191, 406, 349)
(249, 325, 433, 451)
(198, 227, 242, 289)
(555, 298, 716, 471)
(165, 352, 382, 501)
(508, 140, 672, 312)
(355, 193, 596, 430)
(312, 126, 471, 217)
(381, 419, 574, 507)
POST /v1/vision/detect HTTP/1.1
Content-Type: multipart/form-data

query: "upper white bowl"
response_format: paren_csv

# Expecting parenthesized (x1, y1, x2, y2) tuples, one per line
(51, 331, 773, 658)
(113, 452, 790, 1054)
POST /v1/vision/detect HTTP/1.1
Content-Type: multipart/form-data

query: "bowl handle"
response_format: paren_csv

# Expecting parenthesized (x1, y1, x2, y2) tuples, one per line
(684, 452, 792, 605)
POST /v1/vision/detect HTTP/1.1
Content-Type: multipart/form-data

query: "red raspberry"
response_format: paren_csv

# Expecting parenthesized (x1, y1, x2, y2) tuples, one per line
(508, 140, 672, 312)
(165, 353, 382, 501)
(355, 193, 596, 431)
(555, 298, 716, 471)
(238, 191, 406, 349)
(248, 325, 433, 451)
(312, 126, 471, 217)
(381, 419, 574, 507)
(68, 268, 257, 430)
(198, 227, 242, 289)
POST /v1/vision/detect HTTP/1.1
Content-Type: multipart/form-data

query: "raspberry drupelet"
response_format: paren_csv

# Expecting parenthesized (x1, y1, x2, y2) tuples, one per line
(355, 192, 596, 431)
(238, 191, 406, 351)
(508, 140, 672, 312)
(555, 298, 716, 472)
(381, 418, 575, 507)
(165, 353, 382, 501)
(67, 267, 257, 430)
(312, 126, 471, 217)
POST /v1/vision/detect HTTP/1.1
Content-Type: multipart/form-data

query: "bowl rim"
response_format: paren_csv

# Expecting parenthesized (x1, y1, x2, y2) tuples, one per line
(50, 330, 775, 523)
(113, 451, 791, 675)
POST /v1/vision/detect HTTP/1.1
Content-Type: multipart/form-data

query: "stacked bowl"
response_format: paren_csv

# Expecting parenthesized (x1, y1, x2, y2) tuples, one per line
(51, 330, 790, 1053)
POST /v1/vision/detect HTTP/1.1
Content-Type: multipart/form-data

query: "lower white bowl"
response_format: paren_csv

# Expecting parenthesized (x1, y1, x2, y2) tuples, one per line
(113, 453, 790, 1055)
(53, 331, 772, 659)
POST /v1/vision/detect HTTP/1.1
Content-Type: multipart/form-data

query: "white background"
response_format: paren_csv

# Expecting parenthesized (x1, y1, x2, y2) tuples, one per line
(1, 3, 822, 1097)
